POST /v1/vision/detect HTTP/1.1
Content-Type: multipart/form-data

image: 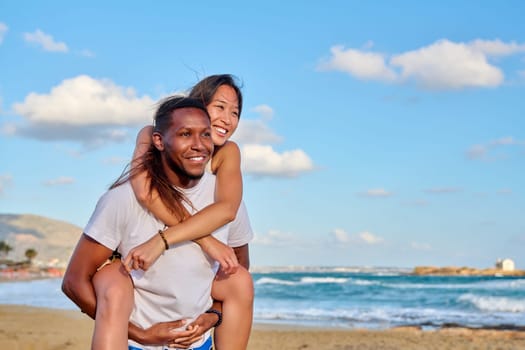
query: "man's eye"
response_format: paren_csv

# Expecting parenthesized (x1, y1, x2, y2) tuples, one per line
(203, 131, 212, 137)
(181, 132, 190, 136)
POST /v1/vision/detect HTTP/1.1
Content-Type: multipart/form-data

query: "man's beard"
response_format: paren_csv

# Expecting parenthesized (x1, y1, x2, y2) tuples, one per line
(165, 152, 205, 181)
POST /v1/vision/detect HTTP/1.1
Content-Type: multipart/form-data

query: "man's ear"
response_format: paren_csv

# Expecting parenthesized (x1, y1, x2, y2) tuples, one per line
(152, 132, 164, 151)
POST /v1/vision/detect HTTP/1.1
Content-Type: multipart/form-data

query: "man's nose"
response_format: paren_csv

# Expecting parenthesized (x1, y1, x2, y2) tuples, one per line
(191, 135, 205, 149)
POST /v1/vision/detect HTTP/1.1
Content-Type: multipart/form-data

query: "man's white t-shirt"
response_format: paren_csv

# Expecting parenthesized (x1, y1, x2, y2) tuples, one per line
(84, 172, 253, 350)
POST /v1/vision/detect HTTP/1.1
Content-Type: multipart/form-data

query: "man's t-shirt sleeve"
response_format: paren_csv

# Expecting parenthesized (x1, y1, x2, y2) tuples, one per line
(83, 185, 128, 251)
(227, 201, 254, 248)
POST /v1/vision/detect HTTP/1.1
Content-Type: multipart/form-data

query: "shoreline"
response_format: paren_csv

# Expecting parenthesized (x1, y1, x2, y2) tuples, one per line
(1, 305, 524, 350)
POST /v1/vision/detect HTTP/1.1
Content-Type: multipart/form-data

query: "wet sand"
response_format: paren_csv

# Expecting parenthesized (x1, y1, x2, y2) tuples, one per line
(1, 305, 524, 349)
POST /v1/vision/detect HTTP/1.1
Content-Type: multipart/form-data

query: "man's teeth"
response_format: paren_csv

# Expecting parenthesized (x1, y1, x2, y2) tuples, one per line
(190, 156, 205, 161)
(215, 127, 227, 135)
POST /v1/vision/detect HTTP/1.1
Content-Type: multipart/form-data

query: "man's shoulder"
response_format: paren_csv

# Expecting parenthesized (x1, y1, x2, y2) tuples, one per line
(100, 181, 134, 202)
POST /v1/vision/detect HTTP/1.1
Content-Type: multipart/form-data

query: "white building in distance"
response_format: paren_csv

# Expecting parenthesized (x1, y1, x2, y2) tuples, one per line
(495, 258, 515, 271)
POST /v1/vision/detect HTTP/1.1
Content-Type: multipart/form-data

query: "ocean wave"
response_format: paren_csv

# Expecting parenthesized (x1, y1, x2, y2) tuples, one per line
(255, 277, 297, 286)
(300, 277, 348, 284)
(458, 294, 525, 313)
(255, 276, 348, 285)
(384, 279, 525, 291)
(253, 305, 524, 329)
(250, 266, 410, 275)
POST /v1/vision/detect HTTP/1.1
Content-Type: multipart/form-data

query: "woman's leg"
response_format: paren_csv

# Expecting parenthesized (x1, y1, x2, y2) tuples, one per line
(92, 261, 134, 350)
(211, 266, 254, 350)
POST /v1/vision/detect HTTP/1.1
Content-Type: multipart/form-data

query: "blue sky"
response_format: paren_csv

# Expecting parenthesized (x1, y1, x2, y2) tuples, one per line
(1, 1, 524, 268)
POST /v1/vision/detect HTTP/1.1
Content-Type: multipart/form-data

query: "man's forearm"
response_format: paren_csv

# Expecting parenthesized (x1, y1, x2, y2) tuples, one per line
(62, 274, 97, 319)
(128, 321, 146, 344)
(233, 244, 250, 270)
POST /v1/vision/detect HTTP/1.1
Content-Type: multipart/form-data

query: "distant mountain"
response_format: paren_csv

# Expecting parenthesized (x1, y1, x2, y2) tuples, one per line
(0, 214, 82, 267)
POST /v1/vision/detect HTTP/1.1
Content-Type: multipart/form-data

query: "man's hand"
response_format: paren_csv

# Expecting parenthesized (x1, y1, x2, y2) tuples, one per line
(136, 320, 201, 346)
(167, 312, 218, 348)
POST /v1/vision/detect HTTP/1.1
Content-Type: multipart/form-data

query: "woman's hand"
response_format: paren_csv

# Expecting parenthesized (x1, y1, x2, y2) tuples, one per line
(198, 236, 239, 275)
(123, 233, 166, 272)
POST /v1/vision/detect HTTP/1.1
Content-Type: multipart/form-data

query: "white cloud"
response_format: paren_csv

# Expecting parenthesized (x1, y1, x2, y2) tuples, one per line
(319, 39, 525, 90)
(332, 228, 351, 243)
(331, 229, 384, 245)
(252, 229, 299, 246)
(318, 45, 396, 81)
(10, 75, 156, 147)
(363, 40, 374, 50)
(232, 119, 282, 144)
(470, 39, 525, 56)
(0, 174, 13, 195)
(466, 144, 488, 160)
(390, 39, 503, 89)
(78, 49, 95, 58)
(42, 176, 75, 186)
(251, 104, 274, 120)
(490, 136, 518, 146)
(0, 123, 17, 135)
(23, 29, 68, 52)
(423, 187, 462, 194)
(241, 144, 314, 177)
(467, 136, 523, 161)
(13, 75, 155, 126)
(359, 232, 384, 244)
(0, 22, 8, 44)
(232, 104, 315, 178)
(358, 188, 393, 198)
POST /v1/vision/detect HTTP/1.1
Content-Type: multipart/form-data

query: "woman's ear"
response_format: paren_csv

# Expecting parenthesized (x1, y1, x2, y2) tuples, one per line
(152, 132, 164, 151)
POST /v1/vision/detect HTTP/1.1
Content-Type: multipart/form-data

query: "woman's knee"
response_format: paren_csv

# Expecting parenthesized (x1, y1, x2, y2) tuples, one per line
(213, 266, 254, 304)
(93, 263, 133, 309)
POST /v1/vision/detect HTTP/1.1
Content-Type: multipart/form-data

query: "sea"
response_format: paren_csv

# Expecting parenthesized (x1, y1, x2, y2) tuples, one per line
(1, 266, 525, 330)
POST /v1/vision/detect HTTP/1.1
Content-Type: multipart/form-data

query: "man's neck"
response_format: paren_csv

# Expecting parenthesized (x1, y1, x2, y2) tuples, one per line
(164, 165, 201, 189)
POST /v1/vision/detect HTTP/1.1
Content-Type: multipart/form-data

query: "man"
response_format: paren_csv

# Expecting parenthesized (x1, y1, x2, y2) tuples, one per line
(62, 96, 253, 349)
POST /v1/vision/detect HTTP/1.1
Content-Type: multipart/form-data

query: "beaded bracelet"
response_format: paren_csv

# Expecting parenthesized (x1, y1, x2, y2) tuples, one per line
(158, 229, 169, 250)
(205, 308, 223, 327)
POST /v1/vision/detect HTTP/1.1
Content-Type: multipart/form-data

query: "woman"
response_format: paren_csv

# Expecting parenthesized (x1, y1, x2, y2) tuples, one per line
(92, 74, 253, 350)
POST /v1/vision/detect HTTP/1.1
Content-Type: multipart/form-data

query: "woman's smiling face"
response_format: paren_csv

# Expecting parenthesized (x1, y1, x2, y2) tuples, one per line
(206, 85, 240, 146)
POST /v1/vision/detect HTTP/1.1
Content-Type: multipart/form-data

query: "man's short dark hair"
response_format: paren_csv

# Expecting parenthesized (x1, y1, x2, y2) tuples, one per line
(154, 96, 209, 133)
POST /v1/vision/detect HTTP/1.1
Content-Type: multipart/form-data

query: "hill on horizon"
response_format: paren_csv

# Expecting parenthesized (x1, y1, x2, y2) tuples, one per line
(0, 213, 82, 267)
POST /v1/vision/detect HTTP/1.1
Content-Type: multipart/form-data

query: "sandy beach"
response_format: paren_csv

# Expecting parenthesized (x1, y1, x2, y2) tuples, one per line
(1, 305, 524, 350)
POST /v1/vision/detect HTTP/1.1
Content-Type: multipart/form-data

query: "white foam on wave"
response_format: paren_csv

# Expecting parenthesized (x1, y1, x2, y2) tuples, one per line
(250, 265, 409, 275)
(386, 278, 524, 291)
(458, 293, 525, 313)
(255, 277, 297, 285)
(255, 276, 349, 285)
(300, 277, 348, 284)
